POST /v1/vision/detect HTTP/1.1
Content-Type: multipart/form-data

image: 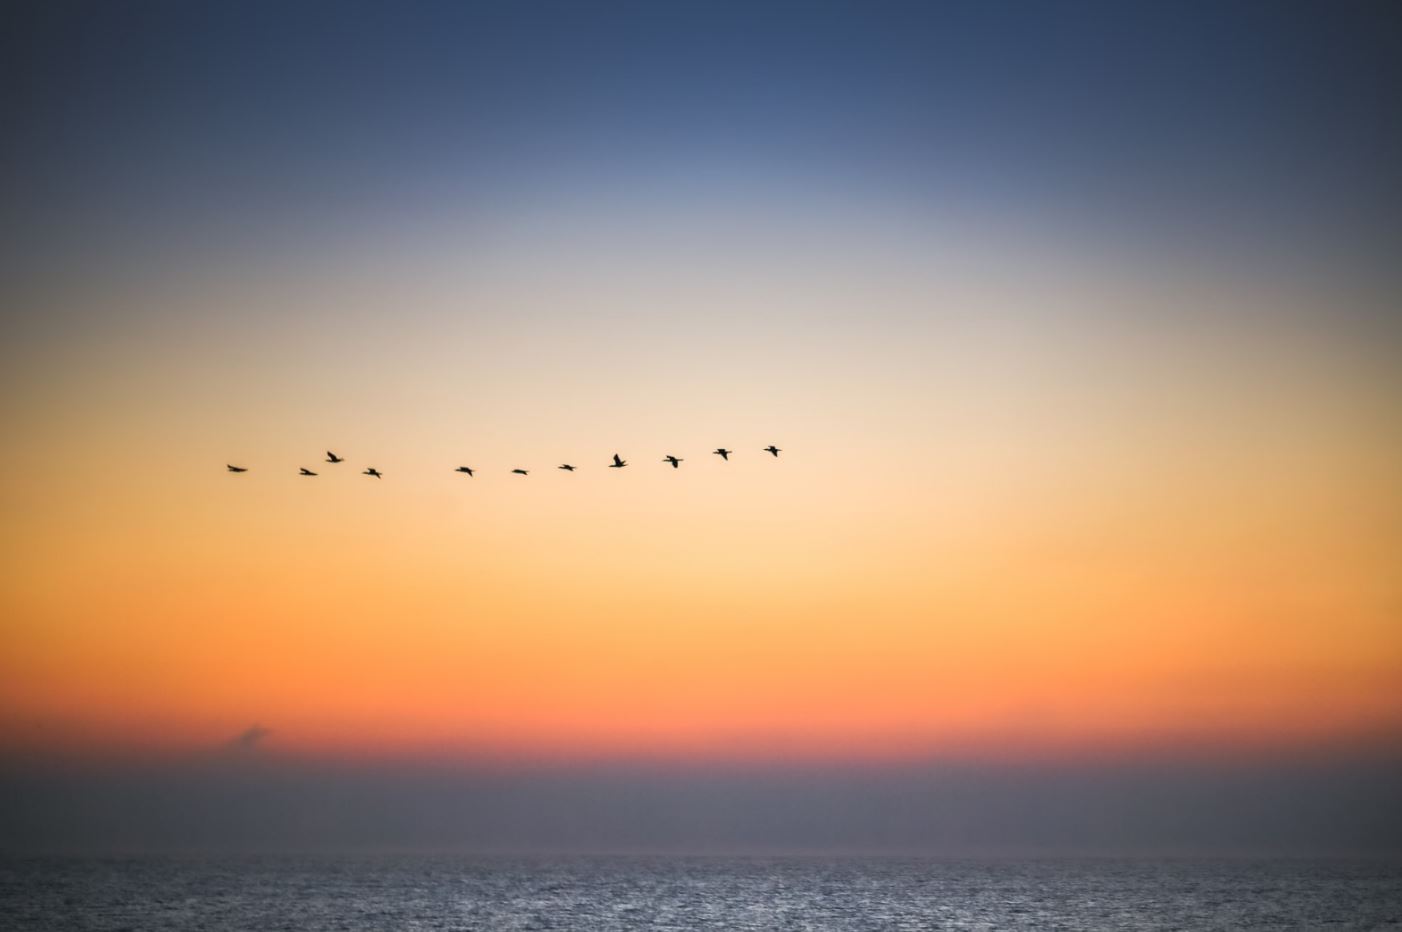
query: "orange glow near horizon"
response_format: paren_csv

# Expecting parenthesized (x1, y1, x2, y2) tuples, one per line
(3, 219, 1401, 763)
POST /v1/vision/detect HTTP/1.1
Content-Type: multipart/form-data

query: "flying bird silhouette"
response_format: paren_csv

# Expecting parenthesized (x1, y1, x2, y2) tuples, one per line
(325, 451, 343, 463)
(713, 448, 731, 461)
(363, 468, 382, 478)
(609, 454, 628, 468)
(512, 468, 529, 476)
(763, 445, 781, 457)
(455, 466, 475, 476)
(299, 467, 318, 476)
(558, 464, 576, 471)
(226, 464, 248, 473)
(663, 455, 682, 468)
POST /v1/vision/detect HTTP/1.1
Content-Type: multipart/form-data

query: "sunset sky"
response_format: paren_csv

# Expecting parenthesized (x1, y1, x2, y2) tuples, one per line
(2, 1, 1400, 851)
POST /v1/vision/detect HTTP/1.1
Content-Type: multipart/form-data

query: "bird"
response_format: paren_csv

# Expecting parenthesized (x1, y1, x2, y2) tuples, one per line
(511, 468, 529, 476)
(713, 448, 731, 461)
(763, 445, 781, 457)
(663, 455, 682, 468)
(363, 467, 382, 478)
(226, 464, 248, 473)
(299, 467, 318, 476)
(558, 464, 576, 471)
(455, 466, 475, 476)
(325, 451, 343, 463)
(609, 454, 628, 468)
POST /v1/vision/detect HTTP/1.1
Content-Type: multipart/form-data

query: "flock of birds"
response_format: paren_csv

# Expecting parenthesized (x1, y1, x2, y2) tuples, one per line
(226, 447, 782, 477)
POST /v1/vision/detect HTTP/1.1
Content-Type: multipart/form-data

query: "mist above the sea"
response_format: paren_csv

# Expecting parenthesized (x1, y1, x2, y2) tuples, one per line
(3, 744, 1399, 857)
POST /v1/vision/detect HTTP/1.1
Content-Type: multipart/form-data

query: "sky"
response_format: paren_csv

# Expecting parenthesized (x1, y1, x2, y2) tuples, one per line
(1, 0, 1400, 854)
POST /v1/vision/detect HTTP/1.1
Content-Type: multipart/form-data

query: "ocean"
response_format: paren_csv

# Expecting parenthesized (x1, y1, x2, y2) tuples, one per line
(2, 855, 1399, 930)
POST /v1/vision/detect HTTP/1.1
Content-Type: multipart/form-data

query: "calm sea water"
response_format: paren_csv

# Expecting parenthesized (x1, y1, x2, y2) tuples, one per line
(1, 856, 1399, 930)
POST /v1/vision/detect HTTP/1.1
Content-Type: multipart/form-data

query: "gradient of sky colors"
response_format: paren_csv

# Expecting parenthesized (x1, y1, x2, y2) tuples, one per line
(1, 0, 1400, 852)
